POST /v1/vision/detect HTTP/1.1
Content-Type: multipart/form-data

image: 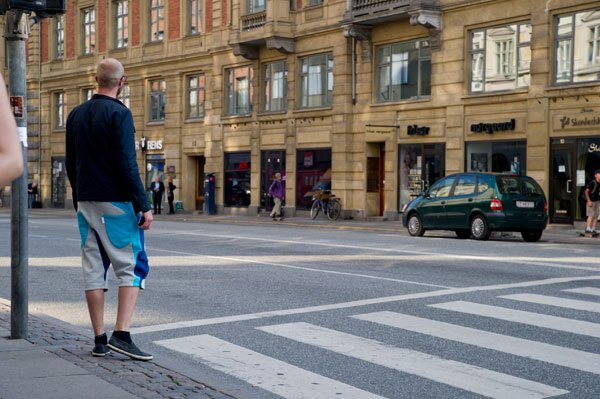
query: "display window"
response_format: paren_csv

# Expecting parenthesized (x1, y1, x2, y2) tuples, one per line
(224, 152, 251, 207)
(465, 141, 526, 175)
(296, 149, 331, 209)
(399, 144, 445, 211)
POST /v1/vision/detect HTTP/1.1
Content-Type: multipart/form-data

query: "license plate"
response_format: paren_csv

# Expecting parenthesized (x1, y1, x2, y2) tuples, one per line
(516, 201, 535, 208)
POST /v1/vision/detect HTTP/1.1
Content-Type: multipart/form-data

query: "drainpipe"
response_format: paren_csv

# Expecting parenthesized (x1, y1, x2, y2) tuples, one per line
(351, 36, 356, 106)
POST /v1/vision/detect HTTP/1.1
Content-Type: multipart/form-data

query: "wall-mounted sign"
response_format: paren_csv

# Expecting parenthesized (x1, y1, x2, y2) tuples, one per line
(589, 143, 600, 153)
(470, 119, 516, 134)
(560, 115, 600, 130)
(407, 125, 430, 136)
(366, 126, 394, 135)
(10, 96, 23, 118)
(136, 137, 163, 151)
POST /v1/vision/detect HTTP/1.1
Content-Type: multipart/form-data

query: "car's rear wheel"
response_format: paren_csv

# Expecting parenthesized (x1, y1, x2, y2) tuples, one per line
(521, 230, 543, 242)
(455, 230, 471, 239)
(407, 213, 425, 237)
(470, 215, 491, 240)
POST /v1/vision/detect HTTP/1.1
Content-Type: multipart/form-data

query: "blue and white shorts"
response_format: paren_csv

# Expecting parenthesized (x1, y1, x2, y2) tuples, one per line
(77, 201, 149, 291)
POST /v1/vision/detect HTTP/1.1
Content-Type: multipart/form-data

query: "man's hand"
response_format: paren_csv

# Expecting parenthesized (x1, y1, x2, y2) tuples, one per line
(139, 210, 153, 230)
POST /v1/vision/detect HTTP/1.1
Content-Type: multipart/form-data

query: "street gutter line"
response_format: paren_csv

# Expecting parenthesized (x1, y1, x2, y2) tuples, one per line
(130, 275, 600, 334)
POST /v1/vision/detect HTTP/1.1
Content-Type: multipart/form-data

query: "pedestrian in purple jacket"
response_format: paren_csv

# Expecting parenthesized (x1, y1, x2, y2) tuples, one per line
(269, 172, 284, 221)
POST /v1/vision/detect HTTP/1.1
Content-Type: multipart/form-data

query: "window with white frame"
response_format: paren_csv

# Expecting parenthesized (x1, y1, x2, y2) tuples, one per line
(247, 0, 265, 14)
(82, 7, 95, 55)
(150, 0, 165, 42)
(114, 0, 128, 48)
(188, 0, 202, 35)
(55, 15, 64, 59)
(469, 22, 531, 93)
(377, 39, 430, 102)
(118, 84, 131, 108)
(555, 9, 600, 84)
(187, 74, 205, 119)
(55, 92, 67, 129)
(225, 66, 253, 115)
(262, 60, 287, 112)
(149, 80, 166, 121)
(299, 53, 333, 108)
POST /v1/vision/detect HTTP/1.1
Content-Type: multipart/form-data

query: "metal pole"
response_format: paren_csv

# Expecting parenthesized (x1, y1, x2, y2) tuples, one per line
(6, 10, 29, 340)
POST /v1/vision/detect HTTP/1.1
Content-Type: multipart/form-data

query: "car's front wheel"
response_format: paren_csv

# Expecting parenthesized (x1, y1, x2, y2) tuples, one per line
(521, 230, 543, 242)
(407, 213, 425, 237)
(470, 215, 491, 240)
(455, 230, 471, 239)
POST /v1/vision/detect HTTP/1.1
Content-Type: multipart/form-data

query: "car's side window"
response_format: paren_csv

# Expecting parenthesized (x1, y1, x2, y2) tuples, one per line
(477, 176, 490, 193)
(454, 175, 476, 196)
(429, 177, 455, 198)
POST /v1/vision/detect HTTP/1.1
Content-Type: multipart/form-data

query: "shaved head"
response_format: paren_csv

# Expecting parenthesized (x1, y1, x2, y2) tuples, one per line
(96, 58, 125, 89)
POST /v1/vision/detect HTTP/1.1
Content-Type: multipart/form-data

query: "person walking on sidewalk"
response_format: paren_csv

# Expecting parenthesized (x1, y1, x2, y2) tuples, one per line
(167, 176, 176, 214)
(66, 58, 154, 361)
(584, 169, 600, 235)
(151, 175, 165, 215)
(269, 172, 284, 221)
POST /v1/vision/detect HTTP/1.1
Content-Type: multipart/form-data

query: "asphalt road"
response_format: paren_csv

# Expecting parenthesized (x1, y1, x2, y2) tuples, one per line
(1, 213, 599, 399)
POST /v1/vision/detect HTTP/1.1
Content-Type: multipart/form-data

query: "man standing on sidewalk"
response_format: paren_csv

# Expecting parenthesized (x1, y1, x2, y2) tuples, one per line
(584, 169, 600, 235)
(66, 58, 154, 361)
(269, 172, 284, 221)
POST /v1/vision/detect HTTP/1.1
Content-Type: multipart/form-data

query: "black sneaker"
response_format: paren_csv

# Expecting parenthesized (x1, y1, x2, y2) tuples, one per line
(92, 343, 110, 357)
(107, 335, 153, 361)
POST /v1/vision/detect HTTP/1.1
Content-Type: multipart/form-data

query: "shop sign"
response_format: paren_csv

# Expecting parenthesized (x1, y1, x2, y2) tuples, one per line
(366, 126, 394, 135)
(10, 96, 23, 118)
(589, 143, 600, 153)
(560, 115, 600, 130)
(407, 125, 430, 136)
(136, 137, 163, 151)
(470, 119, 516, 134)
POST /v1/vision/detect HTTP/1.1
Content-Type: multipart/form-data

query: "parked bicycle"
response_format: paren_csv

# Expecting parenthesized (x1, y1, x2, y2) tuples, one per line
(310, 189, 342, 220)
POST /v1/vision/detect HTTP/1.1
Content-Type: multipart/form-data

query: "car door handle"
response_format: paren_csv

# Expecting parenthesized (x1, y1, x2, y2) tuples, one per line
(441, 201, 446, 205)
(468, 198, 473, 202)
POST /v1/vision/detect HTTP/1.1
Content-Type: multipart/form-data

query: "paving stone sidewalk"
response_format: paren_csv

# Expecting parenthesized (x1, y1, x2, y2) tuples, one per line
(0, 301, 236, 399)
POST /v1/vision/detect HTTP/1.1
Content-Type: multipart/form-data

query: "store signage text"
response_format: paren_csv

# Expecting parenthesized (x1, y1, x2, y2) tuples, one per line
(136, 137, 163, 151)
(407, 125, 430, 136)
(366, 126, 394, 135)
(560, 115, 600, 130)
(589, 143, 600, 153)
(470, 119, 516, 134)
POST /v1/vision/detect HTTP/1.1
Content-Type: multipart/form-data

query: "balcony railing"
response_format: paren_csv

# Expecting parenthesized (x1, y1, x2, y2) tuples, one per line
(351, 0, 409, 13)
(242, 11, 267, 31)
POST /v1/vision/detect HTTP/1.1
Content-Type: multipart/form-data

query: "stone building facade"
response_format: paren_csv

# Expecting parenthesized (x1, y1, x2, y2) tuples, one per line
(4, 0, 600, 224)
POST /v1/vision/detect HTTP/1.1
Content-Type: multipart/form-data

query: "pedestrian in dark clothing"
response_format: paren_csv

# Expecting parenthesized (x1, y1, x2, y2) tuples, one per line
(66, 58, 154, 361)
(167, 176, 176, 214)
(151, 176, 165, 214)
(268, 172, 284, 221)
(27, 181, 38, 208)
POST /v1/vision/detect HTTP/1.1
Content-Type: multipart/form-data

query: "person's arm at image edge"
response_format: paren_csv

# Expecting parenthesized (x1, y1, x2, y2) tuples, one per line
(0, 74, 23, 187)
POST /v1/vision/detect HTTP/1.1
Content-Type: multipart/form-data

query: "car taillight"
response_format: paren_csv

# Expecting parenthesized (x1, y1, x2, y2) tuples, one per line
(544, 201, 548, 214)
(490, 198, 503, 211)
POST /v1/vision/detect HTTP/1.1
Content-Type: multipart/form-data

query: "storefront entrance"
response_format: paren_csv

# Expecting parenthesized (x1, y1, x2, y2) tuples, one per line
(398, 144, 445, 212)
(550, 138, 600, 224)
(260, 150, 285, 212)
(51, 157, 66, 208)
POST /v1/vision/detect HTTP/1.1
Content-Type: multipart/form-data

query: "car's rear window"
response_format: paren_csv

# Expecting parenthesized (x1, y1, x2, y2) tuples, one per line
(496, 176, 544, 195)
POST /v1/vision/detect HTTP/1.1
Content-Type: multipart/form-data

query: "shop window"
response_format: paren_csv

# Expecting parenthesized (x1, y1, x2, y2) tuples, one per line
(114, 0, 129, 48)
(224, 152, 251, 207)
(225, 65, 253, 115)
(554, 8, 600, 84)
(377, 39, 431, 102)
(466, 141, 526, 175)
(296, 149, 331, 209)
(469, 22, 531, 93)
(263, 60, 287, 112)
(298, 53, 333, 108)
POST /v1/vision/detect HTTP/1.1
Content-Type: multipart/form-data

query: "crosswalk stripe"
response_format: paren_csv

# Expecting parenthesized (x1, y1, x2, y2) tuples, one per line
(429, 301, 600, 338)
(258, 322, 567, 399)
(500, 293, 600, 313)
(155, 334, 387, 399)
(353, 311, 600, 375)
(563, 287, 600, 297)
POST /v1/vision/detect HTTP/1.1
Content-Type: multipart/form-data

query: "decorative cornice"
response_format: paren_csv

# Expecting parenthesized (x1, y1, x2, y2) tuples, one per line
(343, 24, 372, 62)
(266, 37, 295, 54)
(231, 43, 259, 60)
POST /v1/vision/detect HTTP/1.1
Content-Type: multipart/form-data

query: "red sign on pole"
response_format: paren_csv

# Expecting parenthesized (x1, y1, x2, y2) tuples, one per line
(10, 96, 23, 118)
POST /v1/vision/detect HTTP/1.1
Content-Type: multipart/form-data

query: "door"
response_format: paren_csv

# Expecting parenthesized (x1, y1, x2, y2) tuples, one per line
(261, 150, 285, 211)
(366, 143, 385, 216)
(550, 143, 576, 224)
(195, 156, 206, 210)
(445, 174, 477, 229)
(51, 157, 66, 208)
(420, 175, 455, 228)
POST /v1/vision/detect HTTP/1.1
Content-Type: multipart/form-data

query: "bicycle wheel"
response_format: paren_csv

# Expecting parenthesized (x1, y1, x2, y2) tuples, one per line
(327, 199, 341, 221)
(310, 200, 321, 219)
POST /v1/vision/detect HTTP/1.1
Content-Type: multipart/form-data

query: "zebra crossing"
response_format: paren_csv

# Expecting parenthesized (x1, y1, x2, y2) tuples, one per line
(155, 286, 600, 398)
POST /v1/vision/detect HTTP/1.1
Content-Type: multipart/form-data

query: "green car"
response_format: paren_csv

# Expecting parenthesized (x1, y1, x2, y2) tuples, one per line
(402, 173, 548, 242)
